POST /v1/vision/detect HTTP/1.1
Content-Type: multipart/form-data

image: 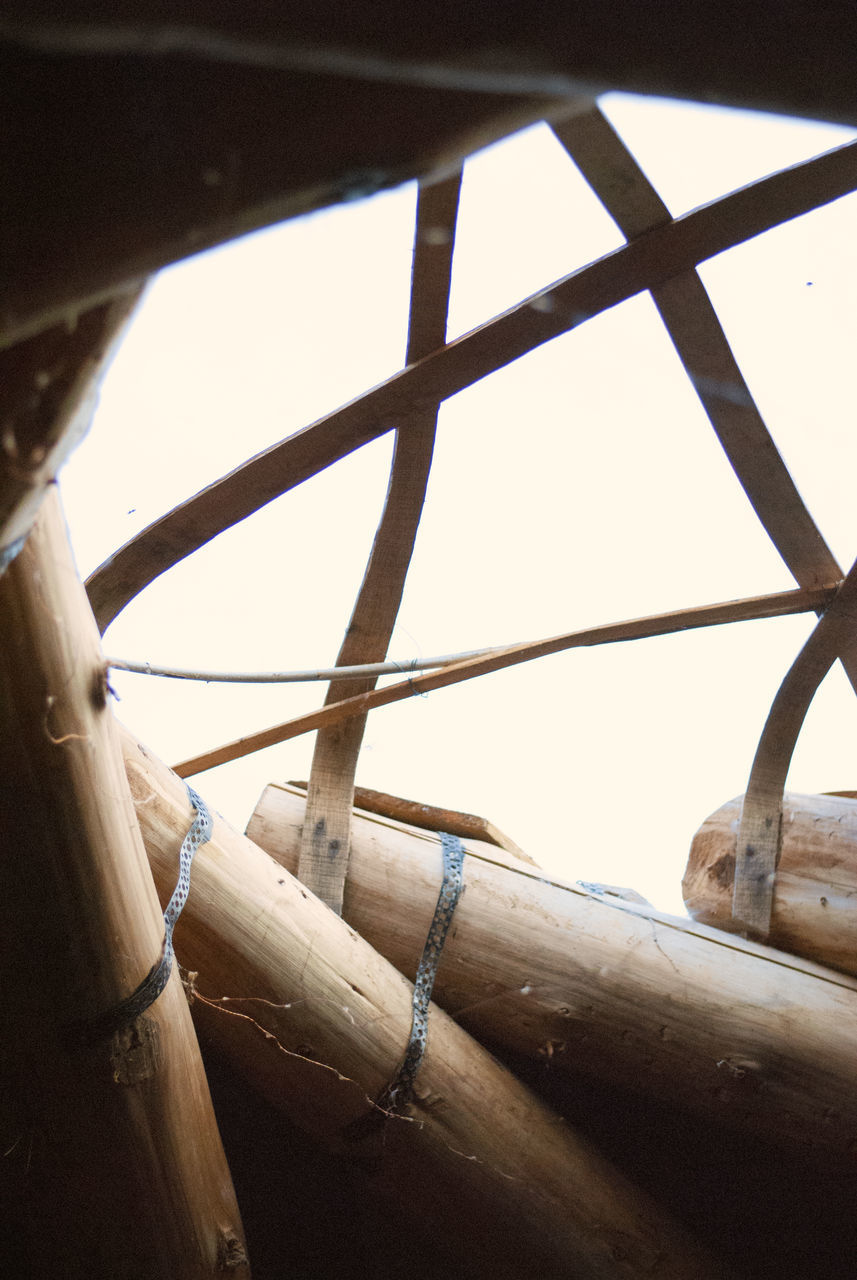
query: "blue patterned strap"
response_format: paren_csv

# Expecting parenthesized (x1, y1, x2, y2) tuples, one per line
(374, 831, 465, 1115)
(64, 784, 212, 1046)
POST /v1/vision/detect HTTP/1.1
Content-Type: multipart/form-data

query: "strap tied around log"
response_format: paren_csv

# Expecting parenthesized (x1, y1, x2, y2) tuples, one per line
(64, 784, 212, 1045)
(351, 832, 464, 1131)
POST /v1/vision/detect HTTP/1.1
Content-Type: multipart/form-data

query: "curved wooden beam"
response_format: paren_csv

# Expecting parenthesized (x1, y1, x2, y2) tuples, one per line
(87, 137, 857, 633)
(733, 563, 857, 939)
(1, 22, 552, 351)
(298, 171, 460, 911)
(173, 584, 837, 776)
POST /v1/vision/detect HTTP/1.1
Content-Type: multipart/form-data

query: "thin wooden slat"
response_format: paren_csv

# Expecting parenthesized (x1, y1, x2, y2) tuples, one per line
(552, 105, 844, 598)
(87, 137, 857, 632)
(174, 584, 837, 776)
(298, 173, 460, 913)
(0, 491, 248, 1279)
(733, 564, 857, 938)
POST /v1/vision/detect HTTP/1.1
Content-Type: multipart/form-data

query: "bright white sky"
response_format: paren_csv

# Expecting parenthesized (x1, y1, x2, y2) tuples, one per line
(61, 93, 857, 913)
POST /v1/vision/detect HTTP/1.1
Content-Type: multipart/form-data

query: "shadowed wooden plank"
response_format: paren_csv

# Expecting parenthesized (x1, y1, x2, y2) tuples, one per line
(87, 137, 857, 633)
(685, 791, 857, 976)
(7, 5, 857, 125)
(298, 173, 460, 913)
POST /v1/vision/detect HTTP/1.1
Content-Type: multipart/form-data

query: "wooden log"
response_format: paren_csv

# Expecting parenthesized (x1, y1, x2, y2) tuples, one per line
(683, 791, 857, 976)
(0, 491, 248, 1280)
(298, 173, 460, 913)
(247, 782, 857, 1158)
(121, 730, 723, 1280)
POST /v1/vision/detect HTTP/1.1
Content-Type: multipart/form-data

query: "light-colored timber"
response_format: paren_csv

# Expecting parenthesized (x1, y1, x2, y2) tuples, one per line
(121, 727, 724, 1280)
(684, 791, 857, 976)
(0, 493, 248, 1279)
(247, 781, 857, 1157)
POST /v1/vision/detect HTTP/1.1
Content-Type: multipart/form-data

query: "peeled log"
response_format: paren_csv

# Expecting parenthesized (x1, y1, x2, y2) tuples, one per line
(683, 791, 857, 976)
(248, 782, 857, 1158)
(0, 493, 248, 1279)
(121, 730, 722, 1280)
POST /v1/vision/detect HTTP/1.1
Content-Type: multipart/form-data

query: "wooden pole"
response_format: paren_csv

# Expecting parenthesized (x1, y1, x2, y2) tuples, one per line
(247, 782, 857, 1157)
(684, 790, 857, 977)
(121, 730, 724, 1280)
(0, 492, 249, 1279)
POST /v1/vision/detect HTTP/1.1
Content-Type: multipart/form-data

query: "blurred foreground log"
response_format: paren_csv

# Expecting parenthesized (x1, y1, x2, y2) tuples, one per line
(0, 492, 248, 1279)
(0, 288, 141, 564)
(122, 730, 722, 1280)
(683, 791, 857, 976)
(248, 782, 857, 1157)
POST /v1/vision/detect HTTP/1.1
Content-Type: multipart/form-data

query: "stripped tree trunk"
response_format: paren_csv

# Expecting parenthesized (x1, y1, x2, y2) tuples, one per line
(0, 492, 249, 1279)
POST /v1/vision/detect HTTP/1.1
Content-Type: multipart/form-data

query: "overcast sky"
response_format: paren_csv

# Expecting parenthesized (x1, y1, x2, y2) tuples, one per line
(61, 93, 857, 913)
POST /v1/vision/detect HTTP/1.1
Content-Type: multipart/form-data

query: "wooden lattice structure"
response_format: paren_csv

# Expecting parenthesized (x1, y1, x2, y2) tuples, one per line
(4, 10, 857, 1279)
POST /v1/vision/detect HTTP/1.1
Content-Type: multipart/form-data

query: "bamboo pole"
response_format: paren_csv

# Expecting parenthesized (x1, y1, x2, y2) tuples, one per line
(684, 791, 857, 976)
(247, 782, 857, 1158)
(121, 729, 723, 1280)
(0, 492, 248, 1280)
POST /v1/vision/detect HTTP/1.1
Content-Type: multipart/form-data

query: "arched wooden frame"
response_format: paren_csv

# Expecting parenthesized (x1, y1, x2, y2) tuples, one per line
(72, 105, 857, 913)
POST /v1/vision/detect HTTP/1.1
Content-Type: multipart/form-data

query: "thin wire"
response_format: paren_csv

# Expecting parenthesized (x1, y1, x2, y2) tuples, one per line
(105, 647, 497, 684)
